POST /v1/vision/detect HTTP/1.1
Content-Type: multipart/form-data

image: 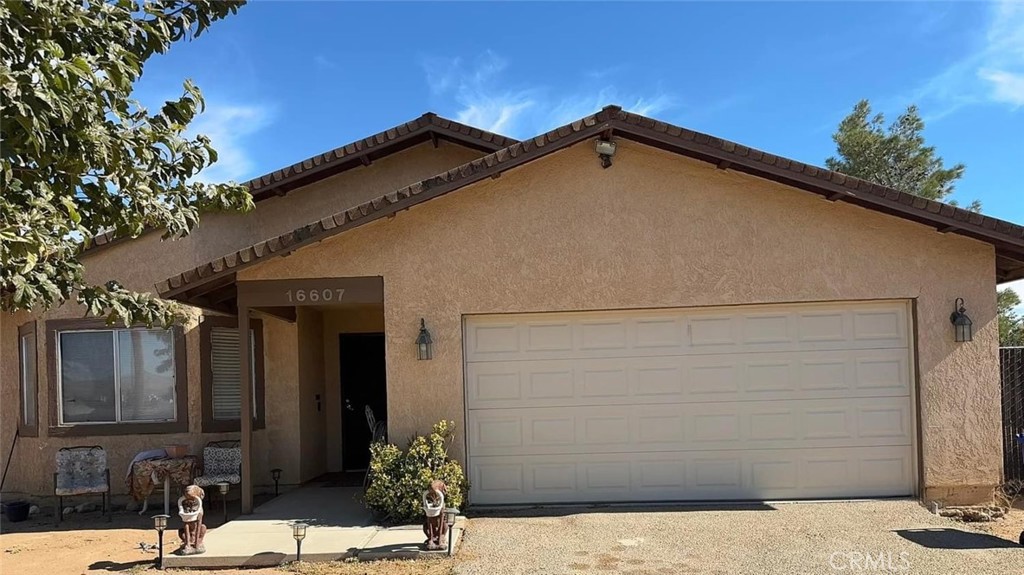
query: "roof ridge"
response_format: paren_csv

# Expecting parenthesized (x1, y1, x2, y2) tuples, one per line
(157, 106, 1024, 297)
(245, 112, 517, 197)
(84, 112, 519, 253)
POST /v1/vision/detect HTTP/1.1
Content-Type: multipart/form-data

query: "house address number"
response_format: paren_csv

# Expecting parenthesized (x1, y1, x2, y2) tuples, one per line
(285, 288, 345, 303)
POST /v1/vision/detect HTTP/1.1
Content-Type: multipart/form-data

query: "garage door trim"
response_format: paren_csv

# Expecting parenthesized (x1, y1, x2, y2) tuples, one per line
(461, 300, 919, 505)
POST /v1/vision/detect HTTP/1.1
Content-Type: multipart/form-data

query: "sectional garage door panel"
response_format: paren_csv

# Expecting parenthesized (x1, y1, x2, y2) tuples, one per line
(464, 302, 915, 505)
(466, 348, 912, 410)
(471, 446, 914, 504)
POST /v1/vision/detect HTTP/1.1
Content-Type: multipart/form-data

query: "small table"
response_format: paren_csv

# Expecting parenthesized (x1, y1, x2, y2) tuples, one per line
(126, 456, 197, 515)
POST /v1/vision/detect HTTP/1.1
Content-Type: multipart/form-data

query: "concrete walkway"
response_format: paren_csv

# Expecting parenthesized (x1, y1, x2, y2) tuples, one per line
(163, 485, 463, 568)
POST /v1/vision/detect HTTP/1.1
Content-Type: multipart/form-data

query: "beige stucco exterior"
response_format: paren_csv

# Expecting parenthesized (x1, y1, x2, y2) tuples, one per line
(0, 134, 1004, 506)
(0, 140, 484, 499)
(240, 139, 1003, 504)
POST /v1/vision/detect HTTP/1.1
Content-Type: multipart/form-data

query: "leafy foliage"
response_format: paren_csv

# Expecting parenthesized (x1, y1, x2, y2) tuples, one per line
(827, 99, 1022, 341)
(999, 288, 1024, 347)
(365, 420, 468, 524)
(826, 100, 966, 202)
(1, 0, 251, 327)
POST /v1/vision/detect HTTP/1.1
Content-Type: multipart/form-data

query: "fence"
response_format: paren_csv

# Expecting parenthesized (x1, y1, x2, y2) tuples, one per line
(1001, 347, 1024, 481)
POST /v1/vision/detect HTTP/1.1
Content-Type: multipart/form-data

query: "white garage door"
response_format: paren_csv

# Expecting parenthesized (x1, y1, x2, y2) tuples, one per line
(464, 301, 915, 505)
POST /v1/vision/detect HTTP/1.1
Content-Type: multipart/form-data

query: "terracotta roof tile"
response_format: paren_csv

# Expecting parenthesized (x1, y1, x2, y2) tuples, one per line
(158, 106, 1024, 299)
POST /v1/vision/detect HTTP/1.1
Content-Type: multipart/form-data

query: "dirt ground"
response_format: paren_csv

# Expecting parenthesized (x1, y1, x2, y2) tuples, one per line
(976, 501, 1024, 544)
(0, 508, 452, 575)
(3, 502, 1023, 575)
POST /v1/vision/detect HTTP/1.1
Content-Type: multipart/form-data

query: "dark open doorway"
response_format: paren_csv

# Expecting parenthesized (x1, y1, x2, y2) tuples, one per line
(339, 333, 387, 471)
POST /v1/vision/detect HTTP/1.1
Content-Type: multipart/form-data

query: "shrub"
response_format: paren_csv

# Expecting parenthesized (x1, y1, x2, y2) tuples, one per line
(364, 420, 468, 523)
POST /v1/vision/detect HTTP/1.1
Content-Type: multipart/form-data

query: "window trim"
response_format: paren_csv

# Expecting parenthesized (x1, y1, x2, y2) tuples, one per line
(200, 316, 266, 433)
(46, 318, 188, 437)
(18, 321, 38, 437)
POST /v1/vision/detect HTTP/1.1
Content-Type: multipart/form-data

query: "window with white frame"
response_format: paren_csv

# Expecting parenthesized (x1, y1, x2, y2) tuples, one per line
(57, 328, 177, 424)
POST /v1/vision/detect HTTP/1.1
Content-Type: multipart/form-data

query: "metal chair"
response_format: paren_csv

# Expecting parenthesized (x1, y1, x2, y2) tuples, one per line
(365, 405, 376, 433)
(363, 419, 388, 492)
(54, 446, 110, 523)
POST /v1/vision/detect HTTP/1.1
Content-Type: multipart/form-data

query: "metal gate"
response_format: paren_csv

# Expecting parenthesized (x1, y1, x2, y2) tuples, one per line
(1001, 347, 1024, 481)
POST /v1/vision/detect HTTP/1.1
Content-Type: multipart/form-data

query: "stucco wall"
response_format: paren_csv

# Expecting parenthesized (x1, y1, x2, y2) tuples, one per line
(239, 138, 1003, 504)
(0, 139, 484, 498)
(258, 314, 300, 487)
(78, 140, 483, 289)
(297, 308, 326, 482)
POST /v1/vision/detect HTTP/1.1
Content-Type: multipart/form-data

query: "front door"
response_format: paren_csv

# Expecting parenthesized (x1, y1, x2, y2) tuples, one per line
(339, 333, 387, 471)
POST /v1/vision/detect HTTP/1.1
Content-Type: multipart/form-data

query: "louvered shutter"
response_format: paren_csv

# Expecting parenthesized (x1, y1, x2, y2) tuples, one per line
(210, 327, 256, 420)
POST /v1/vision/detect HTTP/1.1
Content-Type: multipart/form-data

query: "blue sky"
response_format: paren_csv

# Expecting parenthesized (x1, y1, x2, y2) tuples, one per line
(136, 1, 1023, 291)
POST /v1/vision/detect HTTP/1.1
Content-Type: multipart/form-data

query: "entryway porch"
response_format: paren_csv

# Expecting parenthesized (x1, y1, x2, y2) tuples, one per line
(162, 480, 465, 568)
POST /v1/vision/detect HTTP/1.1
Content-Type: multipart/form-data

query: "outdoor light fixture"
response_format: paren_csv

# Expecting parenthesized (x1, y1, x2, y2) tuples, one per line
(217, 482, 230, 524)
(443, 507, 459, 556)
(271, 468, 282, 496)
(416, 318, 433, 360)
(152, 514, 169, 570)
(292, 522, 308, 562)
(950, 297, 973, 343)
(596, 139, 616, 169)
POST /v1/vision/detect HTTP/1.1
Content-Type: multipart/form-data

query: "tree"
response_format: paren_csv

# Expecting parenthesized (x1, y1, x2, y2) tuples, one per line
(1, 0, 251, 328)
(828, 99, 1020, 344)
(826, 100, 965, 202)
(999, 288, 1024, 347)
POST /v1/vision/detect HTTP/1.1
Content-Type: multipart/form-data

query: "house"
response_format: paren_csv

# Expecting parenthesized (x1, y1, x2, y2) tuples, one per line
(3, 106, 1022, 511)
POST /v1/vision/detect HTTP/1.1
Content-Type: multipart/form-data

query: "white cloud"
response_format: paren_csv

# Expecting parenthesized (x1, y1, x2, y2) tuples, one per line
(423, 52, 537, 135)
(548, 89, 675, 129)
(314, 55, 338, 71)
(188, 101, 273, 184)
(421, 52, 678, 138)
(979, 68, 1024, 107)
(909, 0, 1024, 118)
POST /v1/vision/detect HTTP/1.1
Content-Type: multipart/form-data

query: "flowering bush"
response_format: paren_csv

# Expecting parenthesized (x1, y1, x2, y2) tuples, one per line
(364, 420, 468, 523)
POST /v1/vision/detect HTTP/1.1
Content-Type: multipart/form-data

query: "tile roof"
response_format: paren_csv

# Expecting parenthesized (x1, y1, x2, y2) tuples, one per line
(157, 105, 1024, 301)
(84, 112, 517, 252)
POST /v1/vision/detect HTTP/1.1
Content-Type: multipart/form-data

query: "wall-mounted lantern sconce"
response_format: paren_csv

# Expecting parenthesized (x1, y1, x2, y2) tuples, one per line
(596, 139, 616, 169)
(416, 318, 433, 360)
(950, 297, 973, 342)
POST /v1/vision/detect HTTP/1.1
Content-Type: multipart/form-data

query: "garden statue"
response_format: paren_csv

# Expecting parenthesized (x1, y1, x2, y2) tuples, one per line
(176, 485, 207, 555)
(422, 479, 448, 550)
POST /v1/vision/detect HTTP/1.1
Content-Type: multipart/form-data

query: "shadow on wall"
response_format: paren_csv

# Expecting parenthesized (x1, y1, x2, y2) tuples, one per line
(893, 528, 1019, 549)
(466, 502, 776, 519)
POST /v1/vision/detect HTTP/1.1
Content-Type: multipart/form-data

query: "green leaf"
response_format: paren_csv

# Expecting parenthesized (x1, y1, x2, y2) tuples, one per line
(1, 0, 250, 325)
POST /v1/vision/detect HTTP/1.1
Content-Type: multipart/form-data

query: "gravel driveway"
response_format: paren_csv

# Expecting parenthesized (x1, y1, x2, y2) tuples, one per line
(456, 500, 1022, 575)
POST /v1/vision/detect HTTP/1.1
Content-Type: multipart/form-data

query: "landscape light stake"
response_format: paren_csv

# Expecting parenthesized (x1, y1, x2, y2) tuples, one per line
(152, 514, 169, 570)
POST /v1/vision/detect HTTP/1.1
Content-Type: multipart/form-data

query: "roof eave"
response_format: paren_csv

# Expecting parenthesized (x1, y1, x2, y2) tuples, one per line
(158, 106, 1024, 300)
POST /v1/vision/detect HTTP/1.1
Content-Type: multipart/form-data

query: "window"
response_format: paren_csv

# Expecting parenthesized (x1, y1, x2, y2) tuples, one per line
(18, 322, 38, 436)
(46, 319, 187, 436)
(201, 317, 265, 432)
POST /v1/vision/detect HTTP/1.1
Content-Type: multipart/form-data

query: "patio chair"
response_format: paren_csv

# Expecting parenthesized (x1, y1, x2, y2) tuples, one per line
(363, 419, 388, 493)
(54, 446, 110, 523)
(193, 440, 242, 489)
(365, 405, 376, 433)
